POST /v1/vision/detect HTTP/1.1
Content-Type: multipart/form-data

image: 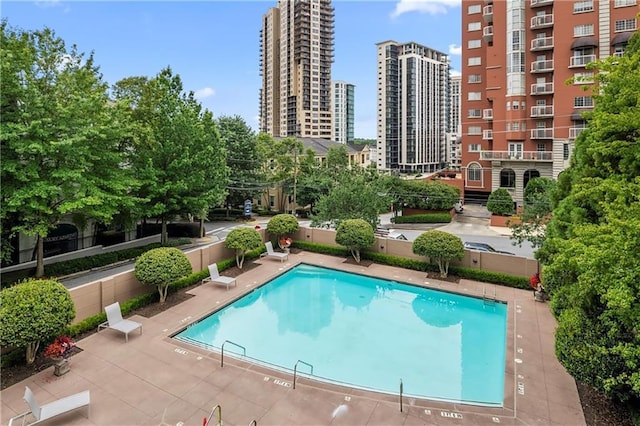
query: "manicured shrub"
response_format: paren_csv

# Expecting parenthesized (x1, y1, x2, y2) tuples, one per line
(135, 247, 192, 303)
(0, 279, 75, 364)
(225, 227, 263, 268)
(392, 213, 452, 224)
(412, 230, 464, 278)
(487, 188, 515, 216)
(266, 214, 299, 247)
(335, 219, 375, 263)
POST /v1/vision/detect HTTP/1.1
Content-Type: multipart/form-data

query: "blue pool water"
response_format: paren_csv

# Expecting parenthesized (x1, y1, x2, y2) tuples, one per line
(174, 264, 508, 406)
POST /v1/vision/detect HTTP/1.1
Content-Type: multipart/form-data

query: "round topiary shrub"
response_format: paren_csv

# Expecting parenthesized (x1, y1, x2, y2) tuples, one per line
(0, 279, 75, 365)
(412, 230, 464, 278)
(225, 227, 263, 268)
(335, 218, 375, 263)
(135, 247, 192, 303)
(487, 188, 515, 216)
(266, 214, 299, 248)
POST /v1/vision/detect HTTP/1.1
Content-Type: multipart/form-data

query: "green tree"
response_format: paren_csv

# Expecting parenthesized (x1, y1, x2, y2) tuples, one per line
(391, 179, 460, 211)
(217, 115, 265, 215)
(134, 247, 192, 303)
(335, 219, 375, 263)
(266, 214, 299, 248)
(509, 177, 556, 249)
(412, 230, 464, 278)
(486, 188, 515, 216)
(296, 169, 334, 213)
(0, 279, 75, 364)
(225, 227, 263, 268)
(326, 145, 350, 175)
(118, 68, 229, 243)
(1, 23, 137, 276)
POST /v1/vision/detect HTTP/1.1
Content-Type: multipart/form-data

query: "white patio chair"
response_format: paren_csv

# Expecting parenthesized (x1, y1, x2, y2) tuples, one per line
(98, 301, 142, 342)
(8, 386, 90, 426)
(202, 263, 236, 290)
(260, 241, 289, 263)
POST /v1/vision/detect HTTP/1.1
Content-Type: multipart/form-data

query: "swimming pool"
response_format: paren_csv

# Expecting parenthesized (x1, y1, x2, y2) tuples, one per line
(174, 263, 508, 406)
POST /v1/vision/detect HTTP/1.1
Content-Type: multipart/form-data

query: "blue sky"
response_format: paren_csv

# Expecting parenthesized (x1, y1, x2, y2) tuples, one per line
(2, 0, 462, 139)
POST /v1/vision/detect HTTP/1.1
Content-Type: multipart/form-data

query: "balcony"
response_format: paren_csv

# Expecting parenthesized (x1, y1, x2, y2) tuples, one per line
(531, 59, 554, 73)
(482, 130, 493, 140)
(530, 14, 554, 29)
(531, 105, 554, 117)
(483, 109, 494, 120)
(531, 0, 553, 7)
(531, 128, 554, 139)
(483, 5, 493, 23)
(479, 150, 554, 161)
(483, 26, 493, 42)
(531, 82, 554, 95)
(569, 127, 586, 139)
(569, 54, 596, 68)
(531, 36, 554, 51)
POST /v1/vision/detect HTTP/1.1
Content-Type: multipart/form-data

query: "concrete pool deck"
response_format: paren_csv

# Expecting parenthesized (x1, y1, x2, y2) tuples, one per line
(1, 252, 585, 426)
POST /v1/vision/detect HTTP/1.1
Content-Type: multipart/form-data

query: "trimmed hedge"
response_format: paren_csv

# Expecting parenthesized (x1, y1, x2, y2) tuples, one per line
(392, 213, 452, 224)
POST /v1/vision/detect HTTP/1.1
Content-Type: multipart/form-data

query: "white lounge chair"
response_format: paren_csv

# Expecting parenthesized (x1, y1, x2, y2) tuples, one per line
(202, 263, 236, 290)
(98, 301, 142, 342)
(8, 386, 90, 426)
(260, 241, 289, 263)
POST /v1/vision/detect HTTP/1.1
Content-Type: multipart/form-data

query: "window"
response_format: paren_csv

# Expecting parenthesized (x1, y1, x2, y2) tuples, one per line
(468, 74, 482, 83)
(468, 22, 482, 31)
(512, 122, 520, 131)
(506, 101, 511, 111)
(468, 126, 482, 135)
(468, 109, 482, 118)
(573, 0, 594, 13)
(468, 39, 482, 49)
(537, 143, 546, 152)
(574, 71, 594, 83)
(563, 143, 571, 160)
(468, 92, 482, 101)
(574, 24, 594, 36)
(468, 57, 482, 66)
(615, 0, 637, 7)
(500, 169, 516, 188)
(468, 4, 482, 14)
(467, 164, 482, 181)
(615, 19, 637, 32)
(574, 96, 594, 107)
(469, 144, 481, 152)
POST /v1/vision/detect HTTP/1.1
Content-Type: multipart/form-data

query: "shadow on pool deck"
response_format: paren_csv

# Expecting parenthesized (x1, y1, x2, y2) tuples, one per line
(0, 252, 585, 426)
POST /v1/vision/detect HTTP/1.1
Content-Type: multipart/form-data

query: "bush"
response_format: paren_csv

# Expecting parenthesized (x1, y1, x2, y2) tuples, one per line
(266, 214, 299, 246)
(487, 188, 515, 216)
(0, 279, 75, 364)
(392, 213, 452, 224)
(335, 219, 375, 263)
(412, 231, 464, 278)
(225, 228, 263, 268)
(135, 247, 192, 303)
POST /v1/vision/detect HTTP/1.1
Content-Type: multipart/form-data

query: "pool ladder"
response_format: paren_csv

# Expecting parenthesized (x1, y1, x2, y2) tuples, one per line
(202, 404, 257, 426)
(483, 285, 496, 304)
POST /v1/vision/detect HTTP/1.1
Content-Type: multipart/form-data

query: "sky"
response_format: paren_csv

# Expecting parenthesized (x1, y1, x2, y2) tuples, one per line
(2, 0, 463, 139)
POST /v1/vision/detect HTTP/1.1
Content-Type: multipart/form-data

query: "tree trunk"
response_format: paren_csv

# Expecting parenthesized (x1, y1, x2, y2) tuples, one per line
(159, 284, 168, 303)
(351, 248, 361, 263)
(161, 217, 167, 244)
(35, 235, 45, 278)
(199, 218, 205, 238)
(26, 341, 40, 365)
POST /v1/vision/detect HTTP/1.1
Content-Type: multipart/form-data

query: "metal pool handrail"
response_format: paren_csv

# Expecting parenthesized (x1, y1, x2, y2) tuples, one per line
(221, 340, 246, 368)
(293, 360, 314, 389)
(205, 404, 221, 426)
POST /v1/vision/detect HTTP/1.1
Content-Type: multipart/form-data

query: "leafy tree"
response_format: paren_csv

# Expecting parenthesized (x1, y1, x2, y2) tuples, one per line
(217, 115, 265, 214)
(391, 179, 460, 211)
(326, 145, 350, 175)
(266, 214, 299, 248)
(335, 219, 375, 263)
(134, 247, 192, 303)
(0, 279, 75, 364)
(296, 169, 334, 213)
(486, 188, 515, 216)
(412, 230, 464, 278)
(509, 177, 556, 249)
(225, 227, 263, 268)
(1, 23, 137, 276)
(115, 68, 228, 243)
(260, 137, 305, 212)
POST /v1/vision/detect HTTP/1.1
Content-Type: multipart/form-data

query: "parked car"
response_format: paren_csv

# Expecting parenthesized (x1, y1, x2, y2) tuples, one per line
(464, 241, 515, 255)
(387, 231, 408, 240)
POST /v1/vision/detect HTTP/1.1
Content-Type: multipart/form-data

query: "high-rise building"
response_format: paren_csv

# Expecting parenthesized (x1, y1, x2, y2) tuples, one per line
(331, 80, 355, 144)
(461, 0, 638, 204)
(447, 74, 463, 170)
(376, 41, 451, 173)
(259, 0, 335, 139)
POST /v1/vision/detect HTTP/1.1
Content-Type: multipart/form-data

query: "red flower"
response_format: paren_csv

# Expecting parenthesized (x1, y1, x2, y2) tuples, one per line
(44, 336, 75, 360)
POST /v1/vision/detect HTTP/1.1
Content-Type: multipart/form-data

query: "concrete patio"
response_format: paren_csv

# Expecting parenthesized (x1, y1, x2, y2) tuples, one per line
(1, 251, 585, 426)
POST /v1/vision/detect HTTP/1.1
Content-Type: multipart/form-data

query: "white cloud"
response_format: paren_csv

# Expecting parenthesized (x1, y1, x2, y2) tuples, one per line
(450, 69, 462, 77)
(390, 0, 461, 18)
(448, 44, 462, 56)
(194, 87, 215, 99)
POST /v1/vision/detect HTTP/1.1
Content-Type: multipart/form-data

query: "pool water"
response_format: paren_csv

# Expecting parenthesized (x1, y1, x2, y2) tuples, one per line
(174, 263, 508, 406)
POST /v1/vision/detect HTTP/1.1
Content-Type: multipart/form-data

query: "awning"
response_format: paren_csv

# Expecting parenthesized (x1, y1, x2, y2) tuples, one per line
(611, 31, 634, 46)
(571, 37, 598, 50)
(571, 110, 586, 121)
